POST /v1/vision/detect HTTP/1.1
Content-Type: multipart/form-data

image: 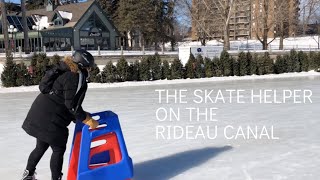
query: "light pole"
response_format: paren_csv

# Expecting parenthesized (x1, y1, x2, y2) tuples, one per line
(8, 25, 18, 54)
(32, 23, 41, 52)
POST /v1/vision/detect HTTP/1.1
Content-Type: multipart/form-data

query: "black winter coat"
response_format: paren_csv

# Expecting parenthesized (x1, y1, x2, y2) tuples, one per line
(22, 59, 88, 147)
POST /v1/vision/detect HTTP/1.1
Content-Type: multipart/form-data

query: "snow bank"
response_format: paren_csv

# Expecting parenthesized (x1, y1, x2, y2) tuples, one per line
(0, 71, 319, 94)
(0, 63, 3, 86)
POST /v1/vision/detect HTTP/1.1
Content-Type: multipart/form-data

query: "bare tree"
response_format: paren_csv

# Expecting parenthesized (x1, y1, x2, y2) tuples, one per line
(274, 0, 290, 50)
(301, 0, 320, 35)
(178, 0, 236, 50)
(177, 0, 218, 46)
(208, 0, 237, 50)
(21, 0, 30, 54)
(0, 0, 10, 56)
(252, 0, 277, 50)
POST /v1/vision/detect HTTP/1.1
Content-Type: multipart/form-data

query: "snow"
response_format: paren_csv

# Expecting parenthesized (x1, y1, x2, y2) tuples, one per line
(58, 11, 73, 21)
(0, 63, 3, 86)
(179, 36, 320, 50)
(0, 50, 178, 58)
(0, 74, 319, 180)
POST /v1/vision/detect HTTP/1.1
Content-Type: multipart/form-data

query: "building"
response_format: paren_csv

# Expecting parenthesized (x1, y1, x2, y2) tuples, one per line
(0, 0, 120, 52)
(191, 0, 300, 41)
(229, 0, 251, 40)
(251, 0, 300, 39)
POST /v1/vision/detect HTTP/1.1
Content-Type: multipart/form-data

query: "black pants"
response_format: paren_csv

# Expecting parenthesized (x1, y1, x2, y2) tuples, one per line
(26, 138, 66, 180)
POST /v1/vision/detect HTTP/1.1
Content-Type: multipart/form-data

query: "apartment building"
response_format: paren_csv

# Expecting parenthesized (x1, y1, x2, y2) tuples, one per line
(191, 0, 300, 41)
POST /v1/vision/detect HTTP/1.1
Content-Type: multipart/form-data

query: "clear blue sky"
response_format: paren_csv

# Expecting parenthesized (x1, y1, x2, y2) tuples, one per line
(6, 0, 21, 4)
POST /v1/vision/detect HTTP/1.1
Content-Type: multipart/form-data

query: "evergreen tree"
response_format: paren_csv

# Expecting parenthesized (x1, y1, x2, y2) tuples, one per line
(185, 53, 196, 79)
(221, 50, 232, 76)
(233, 58, 240, 76)
(97, 0, 119, 20)
(298, 51, 308, 72)
(116, 57, 129, 82)
(282, 54, 290, 73)
(238, 51, 248, 76)
(153, 0, 175, 50)
(246, 52, 253, 75)
(274, 55, 285, 74)
(89, 65, 101, 83)
(308, 51, 316, 71)
(116, 0, 155, 49)
(289, 50, 300, 72)
(170, 58, 184, 79)
(101, 61, 117, 83)
(204, 57, 213, 77)
(1, 54, 17, 87)
(139, 57, 151, 81)
(26, 0, 44, 10)
(30, 53, 38, 67)
(286, 50, 296, 72)
(33, 53, 50, 84)
(195, 54, 205, 78)
(300, 52, 309, 72)
(250, 54, 258, 75)
(212, 57, 223, 77)
(162, 60, 171, 80)
(257, 55, 265, 75)
(149, 53, 162, 80)
(50, 54, 61, 65)
(315, 52, 320, 71)
(16, 62, 31, 86)
(263, 52, 274, 74)
(128, 61, 140, 81)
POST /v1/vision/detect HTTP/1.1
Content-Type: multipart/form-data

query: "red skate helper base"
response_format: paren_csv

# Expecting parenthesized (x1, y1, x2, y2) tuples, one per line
(67, 132, 127, 180)
(89, 132, 122, 169)
(67, 132, 82, 180)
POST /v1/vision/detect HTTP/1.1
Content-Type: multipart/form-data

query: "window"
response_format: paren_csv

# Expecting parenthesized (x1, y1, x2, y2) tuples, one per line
(80, 12, 109, 33)
(52, 13, 63, 26)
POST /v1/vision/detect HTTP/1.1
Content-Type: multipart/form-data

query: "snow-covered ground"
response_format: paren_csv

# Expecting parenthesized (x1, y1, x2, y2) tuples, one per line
(1, 35, 320, 59)
(0, 72, 319, 179)
(0, 50, 178, 58)
(179, 36, 320, 50)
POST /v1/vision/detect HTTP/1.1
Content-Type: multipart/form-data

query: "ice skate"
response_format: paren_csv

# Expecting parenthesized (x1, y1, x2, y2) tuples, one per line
(21, 170, 36, 180)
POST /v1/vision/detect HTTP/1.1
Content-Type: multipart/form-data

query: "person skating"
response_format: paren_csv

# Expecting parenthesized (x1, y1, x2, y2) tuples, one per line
(21, 50, 99, 180)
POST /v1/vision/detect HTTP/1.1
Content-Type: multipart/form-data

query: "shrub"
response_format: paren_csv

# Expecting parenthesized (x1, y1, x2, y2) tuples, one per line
(128, 61, 140, 81)
(171, 58, 184, 79)
(204, 57, 213, 77)
(16, 62, 32, 86)
(89, 65, 101, 83)
(149, 54, 162, 80)
(101, 61, 117, 83)
(185, 53, 196, 78)
(116, 57, 129, 82)
(162, 60, 171, 80)
(221, 50, 233, 76)
(238, 51, 248, 76)
(274, 55, 286, 74)
(139, 57, 151, 81)
(1, 54, 17, 87)
(195, 54, 205, 78)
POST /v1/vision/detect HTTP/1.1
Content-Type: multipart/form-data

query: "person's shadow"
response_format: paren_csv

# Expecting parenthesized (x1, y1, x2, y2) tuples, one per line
(134, 146, 232, 180)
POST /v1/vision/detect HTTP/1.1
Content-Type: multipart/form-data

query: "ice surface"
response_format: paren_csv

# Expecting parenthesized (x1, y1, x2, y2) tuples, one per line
(0, 76, 319, 180)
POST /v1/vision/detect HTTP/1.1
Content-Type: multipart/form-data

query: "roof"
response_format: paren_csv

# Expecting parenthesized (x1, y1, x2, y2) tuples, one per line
(23, 0, 94, 28)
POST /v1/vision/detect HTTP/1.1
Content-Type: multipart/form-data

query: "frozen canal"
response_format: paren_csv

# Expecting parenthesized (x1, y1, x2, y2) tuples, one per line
(0, 76, 319, 180)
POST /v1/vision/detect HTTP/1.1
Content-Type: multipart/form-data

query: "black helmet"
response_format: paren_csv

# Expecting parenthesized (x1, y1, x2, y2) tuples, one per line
(72, 49, 95, 68)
